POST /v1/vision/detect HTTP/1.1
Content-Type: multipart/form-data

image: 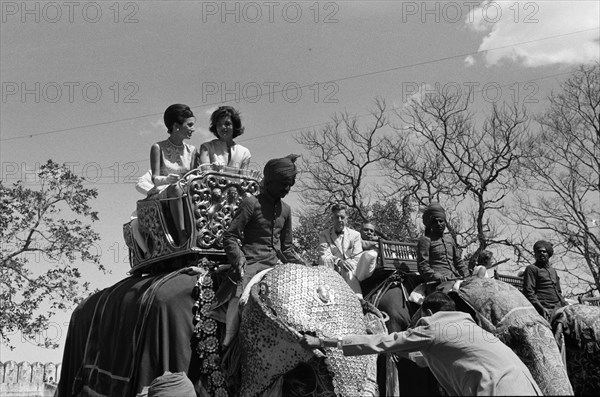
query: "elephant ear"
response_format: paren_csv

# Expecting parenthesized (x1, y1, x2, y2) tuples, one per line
(238, 264, 378, 397)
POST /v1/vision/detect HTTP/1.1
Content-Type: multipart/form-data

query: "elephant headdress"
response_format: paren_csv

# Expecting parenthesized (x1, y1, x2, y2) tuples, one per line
(238, 264, 378, 396)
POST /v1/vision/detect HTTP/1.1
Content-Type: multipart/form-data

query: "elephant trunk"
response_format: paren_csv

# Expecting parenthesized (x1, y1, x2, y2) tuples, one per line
(497, 309, 573, 396)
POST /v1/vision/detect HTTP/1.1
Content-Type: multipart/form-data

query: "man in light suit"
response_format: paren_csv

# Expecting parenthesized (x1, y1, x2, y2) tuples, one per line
(318, 204, 374, 297)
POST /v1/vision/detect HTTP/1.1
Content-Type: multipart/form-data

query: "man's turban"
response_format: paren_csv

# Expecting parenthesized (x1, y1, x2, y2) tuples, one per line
(263, 154, 300, 182)
(148, 371, 195, 397)
(533, 240, 554, 258)
(422, 203, 447, 227)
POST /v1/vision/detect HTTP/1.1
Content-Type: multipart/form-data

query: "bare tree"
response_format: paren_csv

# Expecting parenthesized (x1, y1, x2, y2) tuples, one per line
(513, 63, 600, 293)
(295, 98, 391, 220)
(293, 99, 419, 257)
(381, 89, 529, 266)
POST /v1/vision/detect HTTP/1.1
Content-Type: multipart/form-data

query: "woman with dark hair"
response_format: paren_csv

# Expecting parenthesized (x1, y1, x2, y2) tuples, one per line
(197, 106, 251, 169)
(147, 104, 197, 245)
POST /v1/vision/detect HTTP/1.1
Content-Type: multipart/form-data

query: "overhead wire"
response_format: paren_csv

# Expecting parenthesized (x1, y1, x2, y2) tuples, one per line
(1, 27, 596, 143)
(1, 69, 582, 185)
(2, 72, 577, 189)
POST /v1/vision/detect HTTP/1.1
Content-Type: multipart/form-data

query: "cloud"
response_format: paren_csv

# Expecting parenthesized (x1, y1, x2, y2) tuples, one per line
(138, 118, 165, 136)
(465, 1, 599, 67)
(464, 55, 476, 67)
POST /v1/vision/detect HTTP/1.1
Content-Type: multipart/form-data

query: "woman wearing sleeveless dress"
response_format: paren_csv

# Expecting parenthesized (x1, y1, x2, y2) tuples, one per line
(197, 106, 251, 169)
(147, 104, 197, 245)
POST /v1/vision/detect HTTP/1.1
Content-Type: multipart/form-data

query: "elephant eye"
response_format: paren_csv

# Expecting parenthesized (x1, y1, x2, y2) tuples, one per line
(259, 283, 269, 295)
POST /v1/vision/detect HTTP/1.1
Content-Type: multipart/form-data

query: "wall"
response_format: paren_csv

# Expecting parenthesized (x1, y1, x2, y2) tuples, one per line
(0, 361, 60, 397)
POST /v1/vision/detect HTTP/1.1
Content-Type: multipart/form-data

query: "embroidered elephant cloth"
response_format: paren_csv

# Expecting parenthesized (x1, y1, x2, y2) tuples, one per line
(239, 264, 378, 397)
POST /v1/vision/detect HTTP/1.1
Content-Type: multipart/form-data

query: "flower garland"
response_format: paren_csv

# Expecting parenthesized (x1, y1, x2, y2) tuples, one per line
(192, 262, 228, 397)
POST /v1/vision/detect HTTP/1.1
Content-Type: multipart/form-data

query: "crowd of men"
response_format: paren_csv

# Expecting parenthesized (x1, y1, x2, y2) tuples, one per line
(211, 154, 567, 396)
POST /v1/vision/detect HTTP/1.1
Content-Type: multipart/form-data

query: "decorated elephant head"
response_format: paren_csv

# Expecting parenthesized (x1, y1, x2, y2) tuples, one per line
(454, 277, 573, 396)
(238, 264, 379, 397)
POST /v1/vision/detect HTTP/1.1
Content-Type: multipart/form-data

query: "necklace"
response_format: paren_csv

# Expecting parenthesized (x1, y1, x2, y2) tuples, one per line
(167, 137, 184, 147)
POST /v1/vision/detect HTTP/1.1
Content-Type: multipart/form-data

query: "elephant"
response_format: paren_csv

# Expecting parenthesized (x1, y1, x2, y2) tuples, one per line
(55, 259, 381, 397)
(58, 165, 382, 396)
(56, 260, 206, 397)
(236, 263, 379, 396)
(551, 303, 600, 395)
(451, 276, 574, 395)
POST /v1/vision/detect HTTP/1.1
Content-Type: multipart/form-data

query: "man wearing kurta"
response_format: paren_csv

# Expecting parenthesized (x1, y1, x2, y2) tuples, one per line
(523, 240, 567, 320)
(223, 154, 303, 287)
(301, 292, 542, 396)
(417, 203, 469, 282)
(221, 154, 303, 345)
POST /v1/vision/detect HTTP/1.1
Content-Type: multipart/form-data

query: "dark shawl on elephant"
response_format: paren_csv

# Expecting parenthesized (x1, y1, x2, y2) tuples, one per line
(56, 269, 202, 397)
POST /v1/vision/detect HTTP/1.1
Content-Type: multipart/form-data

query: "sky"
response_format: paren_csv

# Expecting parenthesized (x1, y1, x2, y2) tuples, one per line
(1, 0, 599, 364)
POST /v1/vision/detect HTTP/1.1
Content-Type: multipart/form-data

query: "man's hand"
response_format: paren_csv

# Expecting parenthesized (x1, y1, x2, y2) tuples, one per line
(300, 335, 321, 349)
(234, 259, 247, 279)
(541, 307, 551, 320)
(434, 273, 449, 282)
(338, 259, 356, 273)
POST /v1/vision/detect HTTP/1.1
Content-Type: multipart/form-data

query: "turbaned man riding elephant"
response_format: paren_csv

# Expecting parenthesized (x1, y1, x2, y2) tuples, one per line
(56, 260, 380, 396)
